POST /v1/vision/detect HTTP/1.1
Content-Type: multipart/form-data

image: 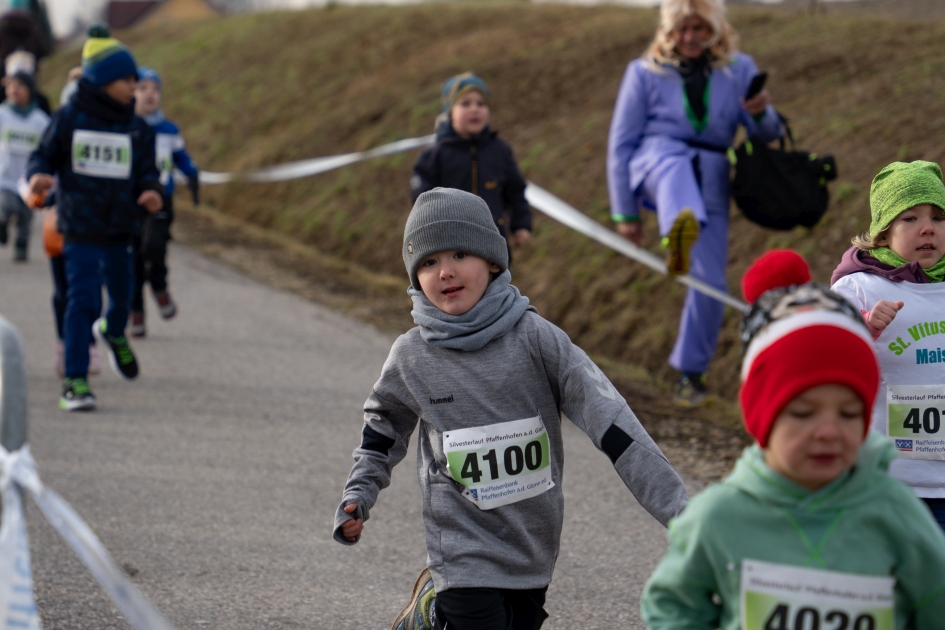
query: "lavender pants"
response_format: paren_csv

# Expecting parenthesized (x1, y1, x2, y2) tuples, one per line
(641, 155, 729, 375)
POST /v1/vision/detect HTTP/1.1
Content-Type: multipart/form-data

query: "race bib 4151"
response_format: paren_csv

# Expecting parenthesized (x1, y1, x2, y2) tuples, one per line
(886, 384, 945, 460)
(741, 560, 894, 630)
(444, 415, 554, 510)
(72, 130, 132, 180)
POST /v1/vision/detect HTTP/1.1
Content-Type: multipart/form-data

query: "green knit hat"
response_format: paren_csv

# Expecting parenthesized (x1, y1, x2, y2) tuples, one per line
(869, 161, 945, 237)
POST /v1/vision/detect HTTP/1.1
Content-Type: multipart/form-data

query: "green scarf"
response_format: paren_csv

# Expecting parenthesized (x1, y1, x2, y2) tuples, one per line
(871, 247, 945, 283)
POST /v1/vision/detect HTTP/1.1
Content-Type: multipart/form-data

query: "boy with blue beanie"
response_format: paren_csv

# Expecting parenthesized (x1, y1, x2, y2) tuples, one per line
(411, 73, 532, 260)
(28, 32, 162, 411)
(129, 66, 200, 336)
(333, 188, 688, 630)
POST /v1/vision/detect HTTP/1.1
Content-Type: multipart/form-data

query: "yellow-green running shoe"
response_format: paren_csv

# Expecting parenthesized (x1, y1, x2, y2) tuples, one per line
(664, 208, 700, 276)
(391, 567, 435, 630)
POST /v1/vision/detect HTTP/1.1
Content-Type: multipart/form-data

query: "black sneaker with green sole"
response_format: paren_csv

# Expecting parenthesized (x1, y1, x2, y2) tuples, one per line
(93, 317, 139, 379)
(673, 372, 713, 408)
(60, 377, 96, 411)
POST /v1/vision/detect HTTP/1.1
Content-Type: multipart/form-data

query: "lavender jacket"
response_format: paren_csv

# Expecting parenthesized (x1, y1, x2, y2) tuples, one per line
(607, 52, 781, 220)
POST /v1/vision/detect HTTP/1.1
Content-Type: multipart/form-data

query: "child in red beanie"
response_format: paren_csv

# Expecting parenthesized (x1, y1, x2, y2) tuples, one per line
(641, 250, 945, 630)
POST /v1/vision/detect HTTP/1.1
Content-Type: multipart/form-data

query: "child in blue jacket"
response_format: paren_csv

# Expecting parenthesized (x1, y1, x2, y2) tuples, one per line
(129, 66, 199, 336)
(28, 34, 162, 411)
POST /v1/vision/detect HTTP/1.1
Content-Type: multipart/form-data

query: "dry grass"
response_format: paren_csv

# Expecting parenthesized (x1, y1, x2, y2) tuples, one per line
(39, 3, 945, 407)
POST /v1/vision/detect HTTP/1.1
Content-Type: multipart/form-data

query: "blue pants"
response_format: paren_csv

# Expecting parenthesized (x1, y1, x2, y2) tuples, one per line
(63, 242, 133, 379)
(642, 156, 729, 375)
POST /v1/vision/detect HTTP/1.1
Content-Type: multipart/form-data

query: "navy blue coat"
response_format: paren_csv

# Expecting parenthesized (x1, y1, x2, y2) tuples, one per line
(411, 125, 531, 237)
(28, 80, 162, 244)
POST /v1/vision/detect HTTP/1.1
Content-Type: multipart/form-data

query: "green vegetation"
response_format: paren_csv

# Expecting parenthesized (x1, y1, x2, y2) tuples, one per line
(41, 4, 945, 400)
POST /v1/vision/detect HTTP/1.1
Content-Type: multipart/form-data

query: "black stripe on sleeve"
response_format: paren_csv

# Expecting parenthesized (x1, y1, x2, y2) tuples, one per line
(361, 425, 396, 455)
(601, 424, 634, 464)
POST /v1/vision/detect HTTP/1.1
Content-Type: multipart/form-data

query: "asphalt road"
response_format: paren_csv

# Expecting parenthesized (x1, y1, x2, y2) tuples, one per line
(0, 228, 693, 629)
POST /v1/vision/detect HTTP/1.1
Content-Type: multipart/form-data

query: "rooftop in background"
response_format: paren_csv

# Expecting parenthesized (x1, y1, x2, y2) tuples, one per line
(106, 0, 220, 30)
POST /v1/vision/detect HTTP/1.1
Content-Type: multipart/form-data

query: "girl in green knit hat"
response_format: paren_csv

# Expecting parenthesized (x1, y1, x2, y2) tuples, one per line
(831, 160, 945, 531)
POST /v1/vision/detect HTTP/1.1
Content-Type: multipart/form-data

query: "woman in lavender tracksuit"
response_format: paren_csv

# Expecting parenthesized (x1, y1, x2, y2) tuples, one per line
(607, 0, 782, 407)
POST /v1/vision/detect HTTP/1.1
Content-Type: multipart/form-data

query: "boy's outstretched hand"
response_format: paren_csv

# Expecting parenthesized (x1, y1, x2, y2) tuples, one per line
(29, 173, 55, 195)
(138, 190, 163, 214)
(868, 300, 904, 332)
(342, 503, 363, 542)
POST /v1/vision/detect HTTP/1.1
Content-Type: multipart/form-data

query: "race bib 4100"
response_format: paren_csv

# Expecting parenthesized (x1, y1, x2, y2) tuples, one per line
(887, 384, 945, 460)
(741, 560, 894, 630)
(444, 415, 554, 510)
(72, 130, 131, 179)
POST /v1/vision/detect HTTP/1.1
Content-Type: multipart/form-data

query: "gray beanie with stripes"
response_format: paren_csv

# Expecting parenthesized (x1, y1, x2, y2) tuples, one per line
(403, 188, 509, 290)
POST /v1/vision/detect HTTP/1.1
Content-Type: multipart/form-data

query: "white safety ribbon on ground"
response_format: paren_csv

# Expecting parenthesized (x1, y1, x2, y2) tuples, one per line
(193, 134, 748, 311)
(0, 444, 179, 630)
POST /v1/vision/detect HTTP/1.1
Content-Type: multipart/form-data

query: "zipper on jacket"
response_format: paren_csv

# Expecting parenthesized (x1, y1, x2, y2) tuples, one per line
(470, 144, 478, 195)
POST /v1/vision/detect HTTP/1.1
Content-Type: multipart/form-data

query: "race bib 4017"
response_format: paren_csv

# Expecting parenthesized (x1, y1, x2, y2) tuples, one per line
(444, 415, 554, 510)
(741, 560, 894, 630)
(887, 384, 945, 460)
(72, 130, 132, 180)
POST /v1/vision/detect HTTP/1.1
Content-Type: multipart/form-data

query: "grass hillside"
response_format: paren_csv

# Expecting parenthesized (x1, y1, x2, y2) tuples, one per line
(40, 4, 945, 400)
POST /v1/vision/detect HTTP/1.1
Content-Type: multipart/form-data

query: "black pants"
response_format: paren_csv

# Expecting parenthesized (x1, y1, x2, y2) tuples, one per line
(50, 254, 67, 340)
(433, 586, 548, 630)
(132, 196, 173, 312)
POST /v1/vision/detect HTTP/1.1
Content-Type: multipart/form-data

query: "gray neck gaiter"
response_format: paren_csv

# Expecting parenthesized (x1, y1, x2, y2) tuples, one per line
(409, 270, 533, 351)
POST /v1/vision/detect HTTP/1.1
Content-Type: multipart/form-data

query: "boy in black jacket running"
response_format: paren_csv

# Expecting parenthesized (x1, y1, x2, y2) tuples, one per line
(411, 73, 532, 255)
(28, 33, 162, 411)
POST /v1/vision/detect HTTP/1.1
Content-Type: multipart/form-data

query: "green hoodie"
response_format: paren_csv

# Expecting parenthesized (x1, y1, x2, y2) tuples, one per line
(642, 433, 945, 629)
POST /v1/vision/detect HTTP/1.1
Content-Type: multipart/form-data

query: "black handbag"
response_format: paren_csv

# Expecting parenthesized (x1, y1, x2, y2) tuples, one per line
(730, 114, 837, 231)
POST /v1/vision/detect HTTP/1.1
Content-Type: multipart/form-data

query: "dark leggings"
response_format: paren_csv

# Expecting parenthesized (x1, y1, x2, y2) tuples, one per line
(923, 498, 945, 534)
(50, 255, 67, 340)
(132, 195, 173, 312)
(433, 586, 548, 630)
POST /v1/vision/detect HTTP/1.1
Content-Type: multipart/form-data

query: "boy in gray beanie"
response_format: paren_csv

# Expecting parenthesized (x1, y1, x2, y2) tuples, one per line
(333, 188, 687, 630)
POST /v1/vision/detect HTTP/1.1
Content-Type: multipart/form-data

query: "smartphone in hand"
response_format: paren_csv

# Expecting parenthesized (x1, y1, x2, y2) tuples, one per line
(745, 72, 768, 100)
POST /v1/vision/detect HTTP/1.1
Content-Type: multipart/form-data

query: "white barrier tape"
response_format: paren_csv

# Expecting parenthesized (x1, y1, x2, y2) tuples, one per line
(195, 134, 748, 311)
(198, 134, 436, 184)
(0, 445, 179, 630)
(523, 183, 750, 313)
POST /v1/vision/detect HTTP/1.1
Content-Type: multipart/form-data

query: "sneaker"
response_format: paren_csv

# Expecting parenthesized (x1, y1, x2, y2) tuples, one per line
(663, 208, 700, 276)
(391, 568, 436, 630)
(0, 221, 7, 245)
(672, 372, 712, 408)
(13, 244, 26, 262)
(154, 291, 177, 320)
(92, 318, 139, 379)
(54, 340, 65, 377)
(129, 311, 146, 338)
(60, 377, 96, 411)
(88, 345, 102, 376)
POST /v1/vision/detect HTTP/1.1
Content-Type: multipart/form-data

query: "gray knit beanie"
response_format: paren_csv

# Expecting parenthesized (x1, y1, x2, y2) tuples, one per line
(403, 188, 509, 289)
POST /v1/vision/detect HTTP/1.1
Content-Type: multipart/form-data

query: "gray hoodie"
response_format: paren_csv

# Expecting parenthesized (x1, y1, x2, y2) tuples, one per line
(333, 310, 688, 591)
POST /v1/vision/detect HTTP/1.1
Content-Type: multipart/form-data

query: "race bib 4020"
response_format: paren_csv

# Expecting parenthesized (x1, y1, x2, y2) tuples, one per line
(72, 130, 132, 179)
(444, 415, 554, 510)
(887, 384, 945, 460)
(741, 560, 894, 630)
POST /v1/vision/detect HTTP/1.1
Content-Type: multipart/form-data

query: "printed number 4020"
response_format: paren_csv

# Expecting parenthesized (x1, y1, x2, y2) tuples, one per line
(460, 441, 544, 483)
(763, 604, 878, 630)
(902, 408, 942, 434)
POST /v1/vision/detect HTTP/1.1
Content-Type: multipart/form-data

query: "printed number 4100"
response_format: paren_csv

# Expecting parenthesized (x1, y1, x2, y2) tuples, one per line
(460, 441, 544, 483)
(902, 408, 942, 434)
(764, 604, 877, 630)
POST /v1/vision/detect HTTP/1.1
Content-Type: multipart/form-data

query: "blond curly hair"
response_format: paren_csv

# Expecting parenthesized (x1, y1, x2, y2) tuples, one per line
(646, 0, 738, 70)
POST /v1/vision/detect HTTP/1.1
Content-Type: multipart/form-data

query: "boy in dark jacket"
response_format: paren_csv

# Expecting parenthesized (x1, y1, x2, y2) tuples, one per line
(28, 33, 162, 412)
(411, 73, 532, 256)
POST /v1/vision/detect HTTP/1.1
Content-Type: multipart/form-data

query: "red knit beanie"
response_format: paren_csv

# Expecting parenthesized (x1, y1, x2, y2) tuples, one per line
(739, 251, 879, 447)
